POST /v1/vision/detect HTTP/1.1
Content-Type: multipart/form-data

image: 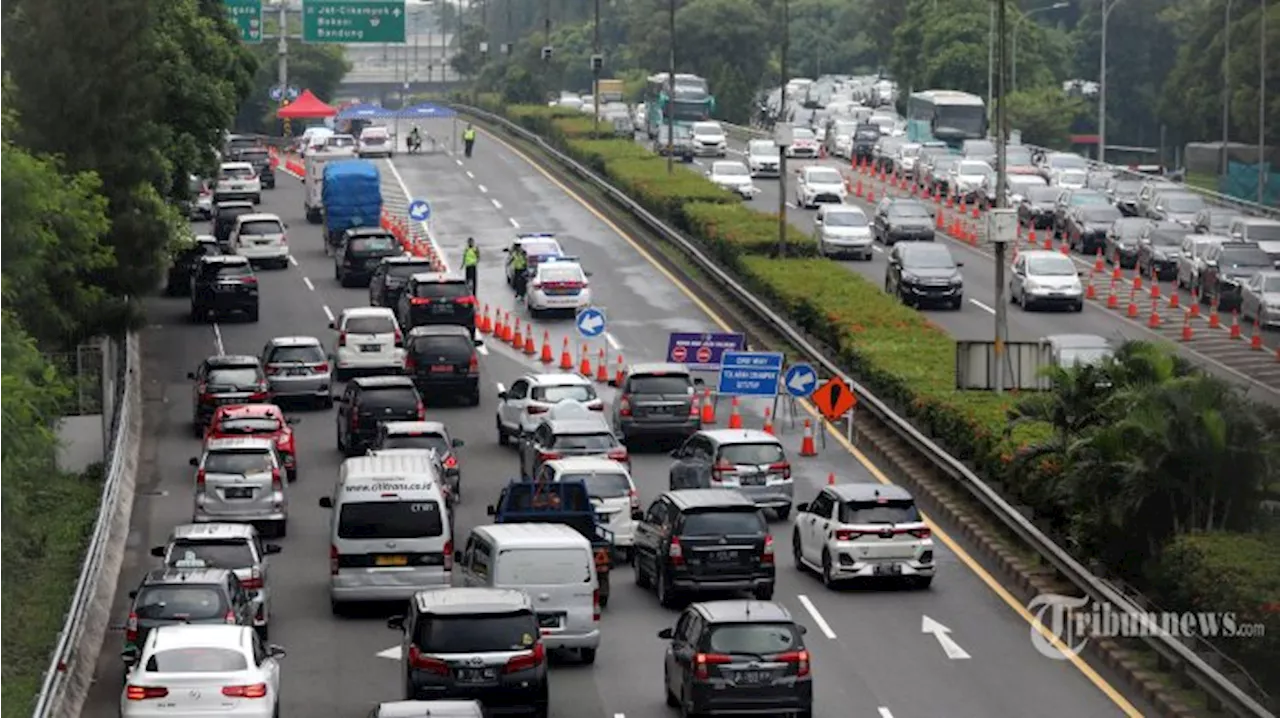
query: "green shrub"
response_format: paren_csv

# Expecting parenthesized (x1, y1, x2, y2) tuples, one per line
(601, 158, 737, 221)
(683, 202, 816, 264)
(550, 116, 602, 139)
(566, 139, 654, 174)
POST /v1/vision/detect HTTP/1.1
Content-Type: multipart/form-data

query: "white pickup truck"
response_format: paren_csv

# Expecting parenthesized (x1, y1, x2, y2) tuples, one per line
(303, 146, 357, 223)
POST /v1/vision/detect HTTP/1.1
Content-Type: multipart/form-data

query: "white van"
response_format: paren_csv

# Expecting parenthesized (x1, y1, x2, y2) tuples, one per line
(454, 523, 601, 663)
(319, 453, 452, 613)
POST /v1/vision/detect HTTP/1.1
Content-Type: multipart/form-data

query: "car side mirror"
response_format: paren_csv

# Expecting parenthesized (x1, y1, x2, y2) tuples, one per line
(631, 509, 644, 521)
(268, 645, 287, 659)
(187, 372, 197, 380)
(814, 215, 823, 224)
(452, 438, 465, 447)
(585, 271, 594, 277)
(693, 377, 705, 386)
(189, 457, 199, 467)
(387, 615, 405, 631)
(264, 544, 283, 555)
(657, 628, 674, 640)
(608, 379, 618, 387)
(795, 502, 809, 513)
(486, 505, 496, 516)
(453, 549, 463, 564)
(150, 546, 165, 558)
(318, 496, 333, 509)
(954, 261, 965, 269)
(328, 321, 336, 329)
(128, 590, 138, 599)
(497, 390, 508, 400)
(798, 625, 808, 635)
(121, 646, 140, 666)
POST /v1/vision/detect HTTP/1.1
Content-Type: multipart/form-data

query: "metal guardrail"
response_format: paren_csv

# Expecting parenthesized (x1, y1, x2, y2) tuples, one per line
(455, 102, 1273, 718)
(32, 333, 137, 718)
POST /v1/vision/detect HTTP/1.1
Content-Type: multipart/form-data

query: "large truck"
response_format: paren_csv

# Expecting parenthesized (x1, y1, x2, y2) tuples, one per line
(596, 79, 625, 104)
(303, 145, 357, 224)
(320, 159, 383, 248)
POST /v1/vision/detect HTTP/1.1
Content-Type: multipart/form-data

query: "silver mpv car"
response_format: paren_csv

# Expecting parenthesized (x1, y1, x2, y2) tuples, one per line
(191, 437, 289, 538)
(261, 336, 334, 408)
(150, 522, 282, 639)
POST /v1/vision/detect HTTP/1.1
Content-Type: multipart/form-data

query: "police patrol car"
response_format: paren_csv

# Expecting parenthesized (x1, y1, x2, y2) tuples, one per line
(525, 256, 592, 317)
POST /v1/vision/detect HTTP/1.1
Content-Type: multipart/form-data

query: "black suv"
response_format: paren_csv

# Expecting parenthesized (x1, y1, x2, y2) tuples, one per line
(404, 325, 483, 406)
(1064, 204, 1123, 255)
(370, 256, 437, 309)
(190, 255, 259, 322)
(213, 200, 257, 250)
(388, 587, 549, 717)
(872, 198, 935, 245)
(658, 600, 812, 718)
(1137, 226, 1190, 282)
(398, 272, 478, 334)
(633, 489, 775, 607)
(885, 241, 963, 310)
(518, 415, 628, 480)
(166, 235, 221, 296)
(851, 123, 881, 161)
(122, 567, 256, 660)
(234, 146, 275, 189)
(335, 228, 402, 287)
(188, 354, 269, 434)
(609, 362, 702, 443)
(335, 376, 425, 456)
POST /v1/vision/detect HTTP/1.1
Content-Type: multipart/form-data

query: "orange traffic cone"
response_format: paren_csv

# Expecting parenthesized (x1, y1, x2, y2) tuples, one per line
(1126, 286, 1140, 318)
(1229, 310, 1242, 339)
(727, 397, 743, 429)
(1042, 233, 1053, 250)
(540, 331, 553, 364)
(501, 313, 514, 343)
(827, 472, 836, 485)
(1085, 274, 1097, 300)
(523, 330, 537, 356)
(511, 319, 524, 348)
(479, 305, 492, 334)
(559, 337, 574, 370)
(866, 189, 876, 203)
(762, 407, 774, 435)
(579, 343, 592, 376)
(492, 311, 504, 340)
(700, 388, 716, 424)
(799, 420, 817, 457)
(614, 354, 625, 386)
(1150, 279, 1161, 300)
(1106, 278, 1119, 309)
(1147, 298, 1161, 328)
(1189, 288, 1201, 317)
(1208, 298, 1221, 329)
(1027, 228, 1037, 246)
(1168, 288, 1180, 310)
(1094, 249, 1104, 273)
(596, 348, 609, 382)
(1180, 313, 1194, 342)
(1251, 318, 1264, 350)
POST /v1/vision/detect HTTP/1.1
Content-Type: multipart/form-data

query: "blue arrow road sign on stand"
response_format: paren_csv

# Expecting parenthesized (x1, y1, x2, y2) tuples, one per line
(575, 307, 607, 338)
(783, 363, 818, 397)
(408, 199, 431, 222)
(270, 86, 284, 101)
(717, 351, 784, 397)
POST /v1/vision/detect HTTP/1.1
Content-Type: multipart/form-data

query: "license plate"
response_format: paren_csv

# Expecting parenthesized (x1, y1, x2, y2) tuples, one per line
(254, 239, 272, 246)
(455, 668, 494, 683)
(287, 368, 309, 376)
(360, 345, 380, 353)
(429, 304, 453, 314)
(734, 670, 771, 684)
(430, 364, 454, 373)
(537, 613, 563, 629)
(709, 549, 739, 563)
(224, 487, 253, 499)
(739, 473, 765, 486)
(215, 285, 236, 292)
(375, 555, 408, 567)
(873, 563, 903, 576)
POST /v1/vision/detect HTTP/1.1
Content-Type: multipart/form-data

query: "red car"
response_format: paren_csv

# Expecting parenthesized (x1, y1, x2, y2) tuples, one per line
(204, 404, 299, 482)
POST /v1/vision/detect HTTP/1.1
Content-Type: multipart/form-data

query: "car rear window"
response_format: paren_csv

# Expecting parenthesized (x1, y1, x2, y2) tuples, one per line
(414, 281, 471, 299)
(239, 220, 282, 235)
(718, 442, 785, 465)
(214, 263, 253, 279)
(410, 335, 473, 359)
(559, 471, 630, 499)
(337, 500, 444, 539)
(682, 510, 766, 536)
(706, 623, 802, 655)
(551, 432, 616, 451)
(532, 385, 594, 403)
(628, 375, 693, 395)
(221, 166, 254, 179)
(839, 499, 921, 525)
(146, 648, 247, 673)
(204, 450, 273, 474)
(387, 262, 434, 279)
(496, 547, 592, 585)
(520, 240, 561, 257)
(380, 433, 449, 453)
(344, 315, 396, 334)
(205, 366, 260, 386)
(360, 387, 421, 411)
(216, 417, 281, 434)
(238, 150, 269, 164)
(539, 266, 584, 283)
(134, 586, 228, 620)
(348, 236, 399, 254)
(414, 613, 538, 653)
(168, 541, 255, 570)
(268, 345, 325, 364)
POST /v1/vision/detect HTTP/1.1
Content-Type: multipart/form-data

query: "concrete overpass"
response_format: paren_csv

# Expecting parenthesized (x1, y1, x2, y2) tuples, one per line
(336, 37, 463, 104)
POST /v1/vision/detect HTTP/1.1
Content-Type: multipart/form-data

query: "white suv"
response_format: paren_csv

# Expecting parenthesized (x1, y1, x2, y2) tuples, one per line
(791, 483, 934, 588)
(215, 161, 261, 204)
(690, 121, 727, 157)
(536, 457, 640, 557)
(330, 306, 404, 380)
(357, 126, 393, 158)
(524, 258, 592, 317)
(746, 139, 780, 177)
(495, 373, 603, 443)
(230, 213, 289, 268)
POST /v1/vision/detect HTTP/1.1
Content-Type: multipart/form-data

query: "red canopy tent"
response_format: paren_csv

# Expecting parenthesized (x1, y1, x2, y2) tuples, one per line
(276, 90, 336, 119)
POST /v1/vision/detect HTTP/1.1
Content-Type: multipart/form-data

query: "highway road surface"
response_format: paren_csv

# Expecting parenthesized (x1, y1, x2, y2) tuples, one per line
(83, 122, 1155, 718)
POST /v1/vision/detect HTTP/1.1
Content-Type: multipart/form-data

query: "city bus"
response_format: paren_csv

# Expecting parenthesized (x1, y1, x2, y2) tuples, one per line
(906, 90, 987, 150)
(644, 73, 716, 138)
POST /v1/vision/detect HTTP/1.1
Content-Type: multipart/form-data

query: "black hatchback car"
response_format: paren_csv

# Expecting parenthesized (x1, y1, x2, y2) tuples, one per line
(1137, 227, 1190, 282)
(658, 600, 812, 718)
(190, 255, 259, 322)
(885, 242, 963, 309)
(123, 567, 257, 660)
(370, 256, 437, 309)
(336, 228, 403, 287)
(213, 200, 257, 250)
(166, 235, 221, 296)
(335, 376, 425, 456)
(398, 272, 478, 334)
(633, 489, 775, 607)
(404, 325, 483, 406)
(188, 354, 270, 434)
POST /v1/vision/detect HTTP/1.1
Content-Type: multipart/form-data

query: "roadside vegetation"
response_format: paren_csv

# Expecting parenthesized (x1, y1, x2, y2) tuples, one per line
(0, 0, 261, 710)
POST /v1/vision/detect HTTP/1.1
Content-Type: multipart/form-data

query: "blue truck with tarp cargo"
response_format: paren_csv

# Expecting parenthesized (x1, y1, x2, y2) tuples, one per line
(321, 159, 383, 249)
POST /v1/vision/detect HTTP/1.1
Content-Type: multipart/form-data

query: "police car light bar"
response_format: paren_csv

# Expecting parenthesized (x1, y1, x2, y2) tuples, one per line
(517, 232, 557, 239)
(541, 255, 580, 263)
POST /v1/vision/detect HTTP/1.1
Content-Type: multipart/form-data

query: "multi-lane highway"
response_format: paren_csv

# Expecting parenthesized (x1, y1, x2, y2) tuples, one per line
(682, 129, 1280, 400)
(84, 122, 1156, 717)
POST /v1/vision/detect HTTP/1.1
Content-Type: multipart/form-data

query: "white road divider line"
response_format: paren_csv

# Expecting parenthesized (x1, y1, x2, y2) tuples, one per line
(478, 184, 488, 193)
(491, 198, 503, 210)
(303, 276, 315, 291)
(212, 323, 226, 355)
(322, 305, 335, 322)
(509, 217, 521, 228)
(455, 158, 463, 166)
(796, 595, 837, 639)
(385, 159, 451, 273)
(477, 343, 489, 356)
(968, 298, 996, 315)
(605, 332, 622, 351)
(466, 170, 475, 179)
(878, 708, 895, 718)
(288, 255, 299, 266)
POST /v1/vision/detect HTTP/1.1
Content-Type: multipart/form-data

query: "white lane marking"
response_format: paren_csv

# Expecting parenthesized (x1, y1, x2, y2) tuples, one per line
(212, 323, 226, 355)
(477, 343, 489, 356)
(872, 245, 884, 253)
(878, 709, 895, 718)
(969, 298, 996, 315)
(376, 646, 400, 660)
(786, 202, 797, 209)
(455, 158, 463, 166)
(478, 184, 489, 193)
(509, 217, 521, 229)
(303, 276, 315, 291)
(605, 332, 622, 351)
(491, 198, 503, 210)
(796, 595, 837, 639)
(385, 159, 452, 273)
(466, 170, 475, 179)
(322, 305, 335, 322)
(922, 615, 971, 659)
(614, 714, 625, 718)
(288, 255, 299, 267)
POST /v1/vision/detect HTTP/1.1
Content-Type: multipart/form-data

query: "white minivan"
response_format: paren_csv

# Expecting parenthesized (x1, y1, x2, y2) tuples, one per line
(330, 306, 405, 380)
(319, 453, 452, 613)
(231, 213, 290, 269)
(454, 523, 601, 663)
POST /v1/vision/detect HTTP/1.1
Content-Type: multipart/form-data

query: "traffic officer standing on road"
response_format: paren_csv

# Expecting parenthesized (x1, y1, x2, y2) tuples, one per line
(462, 238, 480, 295)
(510, 245, 528, 300)
(463, 124, 477, 158)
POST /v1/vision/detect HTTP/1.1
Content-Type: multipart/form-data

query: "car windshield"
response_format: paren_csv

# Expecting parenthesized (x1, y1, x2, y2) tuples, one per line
(706, 623, 801, 656)
(840, 499, 922, 524)
(932, 158, 958, 173)
(1111, 180, 1143, 195)
(1245, 224, 1280, 241)
(134, 586, 227, 620)
(361, 129, 388, 139)
(1027, 187, 1061, 203)
(855, 127, 879, 139)
(1204, 213, 1238, 230)
(682, 510, 766, 535)
(216, 417, 280, 434)
(823, 210, 868, 227)
(146, 648, 247, 673)
(692, 124, 721, 136)
(1059, 170, 1087, 184)
(519, 240, 561, 257)
(349, 236, 399, 254)
(361, 387, 421, 411)
(1050, 155, 1087, 170)
(888, 203, 931, 219)
(958, 162, 990, 176)
(344, 315, 396, 334)
(387, 262, 433, 279)
(1161, 194, 1206, 212)
(1059, 348, 1113, 367)
(560, 471, 630, 499)
(1113, 219, 1149, 239)
(221, 166, 253, 179)
(904, 247, 955, 269)
(628, 375, 692, 394)
(1006, 147, 1032, 165)
(1151, 232, 1184, 247)
(1027, 256, 1078, 276)
(719, 442, 785, 465)
(238, 150, 268, 164)
(1221, 247, 1273, 267)
(749, 142, 778, 157)
(1261, 276, 1280, 292)
(204, 367, 260, 388)
(414, 613, 538, 653)
(337, 501, 444, 539)
(532, 384, 594, 403)
(1070, 192, 1107, 205)
(540, 266, 585, 283)
(713, 164, 748, 176)
(551, 432, 616, 451)
(1082, 207, 1122, 223)
(204, 450, 273, 474)
(413, 281, 470, 299)
(381, 433, 449, 453)
(806, 169, 841, 184)
(167, 542, 254, 570)
(268, 345, 325, 364)
(495, 547, 591, 584)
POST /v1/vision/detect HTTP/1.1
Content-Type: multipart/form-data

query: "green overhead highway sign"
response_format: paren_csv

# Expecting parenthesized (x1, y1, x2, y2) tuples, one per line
(302, 0, 406, 43)
(224, 0, 263, 43)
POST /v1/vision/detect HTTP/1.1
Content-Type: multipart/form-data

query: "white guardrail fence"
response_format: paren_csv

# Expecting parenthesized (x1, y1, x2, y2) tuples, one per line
(455, 103, 1274, 718)
(33, 332, 142, 718)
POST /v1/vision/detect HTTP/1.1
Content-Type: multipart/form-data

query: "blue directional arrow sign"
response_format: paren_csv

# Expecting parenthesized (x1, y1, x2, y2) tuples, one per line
(287, 86, 300, 100)
(783, 363, 818, 398)
(717, 351, 784, 397)
(407, 199, 432, 222)
(270, 86, 284, 101)
(575, 307, 607, 338)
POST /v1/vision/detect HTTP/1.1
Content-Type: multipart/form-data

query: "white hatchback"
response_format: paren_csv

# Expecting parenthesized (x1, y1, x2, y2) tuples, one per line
(216, 162, 261, 204)
(357, 126, 393, 158)
(231, 213, 289, 268)
(330, 306, 404, 380)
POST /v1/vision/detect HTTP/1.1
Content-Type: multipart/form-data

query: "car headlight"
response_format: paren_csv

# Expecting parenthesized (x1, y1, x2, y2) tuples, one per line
(950, 276, 964, 286)
(1024, 280, 1042, 292)
(902, 273, 920, 284)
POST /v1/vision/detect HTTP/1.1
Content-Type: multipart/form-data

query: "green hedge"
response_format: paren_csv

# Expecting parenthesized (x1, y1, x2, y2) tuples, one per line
(684, 203, 817, 266)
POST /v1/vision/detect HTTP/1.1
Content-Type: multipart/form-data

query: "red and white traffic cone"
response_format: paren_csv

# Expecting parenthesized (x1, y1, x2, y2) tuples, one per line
(799, 419, 817, 456)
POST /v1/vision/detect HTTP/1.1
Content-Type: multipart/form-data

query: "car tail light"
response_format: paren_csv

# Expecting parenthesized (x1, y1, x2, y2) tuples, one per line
(241, 568, 264, 591)
(416, 402, 426, 420)
(538, 451, 561, 462)
(443, 540, 453, 570)
(126, 686, 169, 701)
(711, 460, 734, 482)
(694, 653, 732, 679)
(443, 454, 458, 469)
(468, 354, 479, 375)
(834, 529, 863, 541)
(408, 646, 450, 675)
(241, 276, 258, 285)
(668, 536, 684, 566)
(222, 683, 268, 698)
(410, 297, 431, 305)
(329, 545, 339, 575)
(455, 296, 477, 307)
(908, 527, 932, 539)
(264, 365, 281, 376)
(589, 401, 604, 412)
(126, 612, 139, 643)
(762, 534, 775, 563)
(593, 588, 601, 622)
(271, 468, 283, 491)
(280, 233, 287, 244)
(528, 405, 548, 415)
(629, 489, 640, 511)
(606, 448, 628, 462)
(224, 610, 236, 624)
(768, 461, 792, 480)
(404, 354, 417, 373)
(393, 328, 404, 347)
(689, 400, 699, 416)
(618, 395, 632, 417)
(314, 362, 329, 373)
(338, 331, 348, 347)
(503, 642, 545, 673)
(195, 469, 207, 488)
(530, 281, 543, 290)
(778, 649, 810, 677)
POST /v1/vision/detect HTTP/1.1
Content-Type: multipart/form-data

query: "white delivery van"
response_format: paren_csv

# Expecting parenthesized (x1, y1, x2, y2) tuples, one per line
(319, 453, 452, 614)
(455, 523, 601, 663)
(303, 145, 357, 224)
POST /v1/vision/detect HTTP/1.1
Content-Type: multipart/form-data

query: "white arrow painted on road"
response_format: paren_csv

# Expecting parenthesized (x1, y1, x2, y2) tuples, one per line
(376, 646, 402, 660)
(787, 369, 815, 393)
(579, 313, 604, 332)
(921, 616, 970, 660)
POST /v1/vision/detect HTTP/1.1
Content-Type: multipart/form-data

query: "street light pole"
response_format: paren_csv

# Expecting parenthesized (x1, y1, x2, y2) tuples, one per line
(592, 0, 600, 136)
(994, 0, 1009, 394)
(777, 0, 789, 257)
(1097, 0, 1125, 164)
(987, 1, 995, 117)
(1012, 2, 1068, 92)
(666, 0, 675, 175)
(1222, 0, 1233, 175)
(1259, 0, 1268, 204)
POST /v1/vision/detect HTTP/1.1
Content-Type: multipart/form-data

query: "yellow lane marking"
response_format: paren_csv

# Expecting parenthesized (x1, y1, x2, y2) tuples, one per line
(474, 123, 1141, 716)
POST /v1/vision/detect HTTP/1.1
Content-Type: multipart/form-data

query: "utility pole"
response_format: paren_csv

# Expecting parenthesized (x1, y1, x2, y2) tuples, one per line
(666, 0, 675, 175)
(993, 0, 1010, 395)
(987, 1, 995, 118)
(777, 0, 789, 256)
(1097, 0, 1123, 163)
(1260, 0, 1268, 204)
(592, 0, 600, 136)
(277, 0, 289, 108)
(1222, 0, 1233, 175)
